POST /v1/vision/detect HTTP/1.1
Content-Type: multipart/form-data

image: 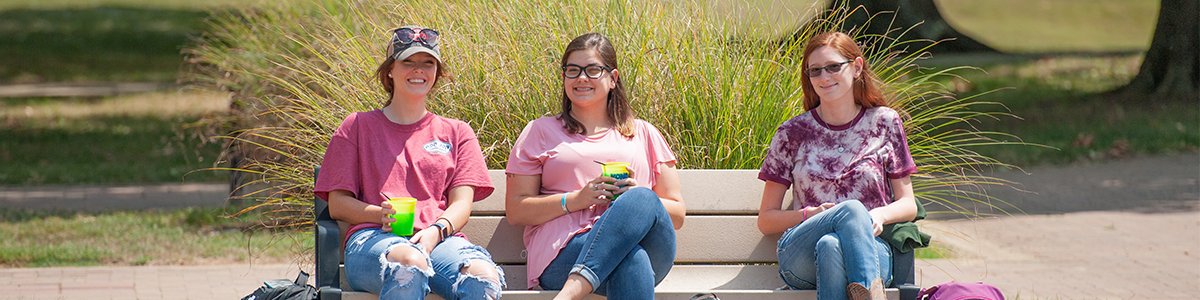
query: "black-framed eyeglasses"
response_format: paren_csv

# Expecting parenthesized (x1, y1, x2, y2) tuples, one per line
(805, 60, 853, 77)
(392, 27, 439, 48)
(562, 64, 613, 79)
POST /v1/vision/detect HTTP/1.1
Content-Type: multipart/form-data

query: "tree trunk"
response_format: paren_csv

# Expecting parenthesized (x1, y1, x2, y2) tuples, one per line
(830, 0, 996, 53)
(1115, 0, 1199, 100)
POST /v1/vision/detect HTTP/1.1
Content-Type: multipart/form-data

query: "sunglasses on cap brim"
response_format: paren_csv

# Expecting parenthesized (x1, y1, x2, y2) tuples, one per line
(392, 27, 439, 48)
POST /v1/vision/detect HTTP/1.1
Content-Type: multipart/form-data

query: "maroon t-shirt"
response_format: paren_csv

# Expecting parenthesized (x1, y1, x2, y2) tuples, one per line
(315, 110, 494, 244)
(758, 106, 916, 210)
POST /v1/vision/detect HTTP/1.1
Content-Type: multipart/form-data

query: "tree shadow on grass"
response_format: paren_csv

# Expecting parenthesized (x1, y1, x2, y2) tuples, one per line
(0, 6, 216, 83)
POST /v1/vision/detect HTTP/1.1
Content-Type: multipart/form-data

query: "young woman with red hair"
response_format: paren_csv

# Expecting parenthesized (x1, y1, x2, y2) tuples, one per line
(757, 31, 919, 300)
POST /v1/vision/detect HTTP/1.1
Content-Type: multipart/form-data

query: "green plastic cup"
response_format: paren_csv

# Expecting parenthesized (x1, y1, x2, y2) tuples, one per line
(387, 197, 417, 236)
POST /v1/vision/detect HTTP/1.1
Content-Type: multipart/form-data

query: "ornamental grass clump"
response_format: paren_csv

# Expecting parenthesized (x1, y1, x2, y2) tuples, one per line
(191, 0, 1025, 229)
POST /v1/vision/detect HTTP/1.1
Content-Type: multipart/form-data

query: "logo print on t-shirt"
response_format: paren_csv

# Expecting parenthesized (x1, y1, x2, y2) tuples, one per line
(423, 139, 452, 155)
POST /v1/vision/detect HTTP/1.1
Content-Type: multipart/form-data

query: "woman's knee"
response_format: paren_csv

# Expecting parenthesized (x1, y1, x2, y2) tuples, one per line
(839, 200, 868, 213)
(386, 244, 429, 270)
(613, 187, 662, 209)
(460, 259, 504, 299)
(462, 259, 502, 283)
(816, 234, 841, 253)
(834, 200, 872, 224)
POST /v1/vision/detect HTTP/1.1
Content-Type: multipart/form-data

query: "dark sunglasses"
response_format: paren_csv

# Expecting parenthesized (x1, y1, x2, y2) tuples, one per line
(805, 60, 853, 77)
(562, 64, 613, 79)
(392, 27, 439, 48)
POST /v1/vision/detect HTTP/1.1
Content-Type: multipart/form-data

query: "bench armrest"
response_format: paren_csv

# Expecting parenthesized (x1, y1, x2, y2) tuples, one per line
(317, 286, 342, 300)
(315, 217, 341, 289)
(312, 166, 342, 291)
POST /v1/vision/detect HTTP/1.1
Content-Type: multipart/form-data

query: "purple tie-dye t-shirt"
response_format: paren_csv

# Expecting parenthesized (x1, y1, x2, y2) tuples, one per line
(758, 106, 916, 210)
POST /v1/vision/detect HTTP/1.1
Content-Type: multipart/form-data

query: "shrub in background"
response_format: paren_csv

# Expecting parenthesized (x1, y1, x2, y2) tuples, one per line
(191, 0, 1023, 229)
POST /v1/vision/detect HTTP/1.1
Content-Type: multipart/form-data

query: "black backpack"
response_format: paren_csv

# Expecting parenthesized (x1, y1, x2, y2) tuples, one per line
(241, 270, 318, 300)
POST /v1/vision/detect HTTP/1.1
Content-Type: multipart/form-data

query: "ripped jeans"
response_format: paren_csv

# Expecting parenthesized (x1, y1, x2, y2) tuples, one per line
(345, 228, 505, 300)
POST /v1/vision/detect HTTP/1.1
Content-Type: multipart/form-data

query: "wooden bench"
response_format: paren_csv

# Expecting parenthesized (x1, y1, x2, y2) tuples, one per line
(313, 169, 919, 300)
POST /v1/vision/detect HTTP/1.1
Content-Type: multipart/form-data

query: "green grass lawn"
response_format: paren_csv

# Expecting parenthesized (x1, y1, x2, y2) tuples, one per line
(715, 0, 1158, 52)
(0, 205, 308, 267)
(0, 7, 212, 83)
(924, 53, 1199, 167)
(1, 91, 230, 184)
(938, 0, 1159, 53)
(0, 0, 246, 83)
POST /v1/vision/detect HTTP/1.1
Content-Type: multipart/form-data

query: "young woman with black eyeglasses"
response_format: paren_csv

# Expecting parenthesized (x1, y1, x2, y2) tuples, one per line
(503, 32, 686, 300)
(315, 26, 505, 300)
(756, 31, 920, 300)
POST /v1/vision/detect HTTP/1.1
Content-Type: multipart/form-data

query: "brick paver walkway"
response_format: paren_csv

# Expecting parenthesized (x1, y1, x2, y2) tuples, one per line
(916, 211, 1200, 299)
(4, 263, 304, 300)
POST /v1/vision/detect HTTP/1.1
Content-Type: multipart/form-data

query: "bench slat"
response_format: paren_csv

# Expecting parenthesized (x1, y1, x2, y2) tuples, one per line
(337, 264, 901, 300)
(372, 290, 895, 300)
(345, 290, 835, 300)
(339, 265, 787, 292)
(472, 170, 793, 215)
(462, 216, 779, 264)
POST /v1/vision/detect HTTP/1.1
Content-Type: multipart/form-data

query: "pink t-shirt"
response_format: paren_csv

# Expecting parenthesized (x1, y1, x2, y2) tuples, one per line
(315, 110, 494, 245)
(758, 106, 916, 210)
(505, 116, 677, 288)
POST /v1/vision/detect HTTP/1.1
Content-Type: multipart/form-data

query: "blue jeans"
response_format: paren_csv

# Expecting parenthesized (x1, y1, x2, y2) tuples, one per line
(537, 187, 676, 300)
(777, 200, 893, 300)
(344, 228, 505, 300)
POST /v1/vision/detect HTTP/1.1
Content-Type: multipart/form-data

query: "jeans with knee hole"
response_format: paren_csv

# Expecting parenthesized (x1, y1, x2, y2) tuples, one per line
(776, 200, 893, 300)
(537, 187, 676, 300)
(344, 228, 506, 300)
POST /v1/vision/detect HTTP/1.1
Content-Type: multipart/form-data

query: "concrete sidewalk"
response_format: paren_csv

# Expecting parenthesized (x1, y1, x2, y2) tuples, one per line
(0, 183, 230, 211)
(2, 154, 1198, 299)
(0, 82, 171, 98)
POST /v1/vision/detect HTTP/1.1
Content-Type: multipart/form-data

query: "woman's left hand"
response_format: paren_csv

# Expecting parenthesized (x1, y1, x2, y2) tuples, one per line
(610, 177, 638, 197)
(607, 165, 638, 197)
(869, 211, 886, 237)
(409, 226, 442, 255)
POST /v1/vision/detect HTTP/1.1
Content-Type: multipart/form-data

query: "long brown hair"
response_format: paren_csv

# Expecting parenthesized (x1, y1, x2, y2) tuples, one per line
(374, 45, 449, 107)
(558, 33, 635, 137)
(800, 31, 887, 111)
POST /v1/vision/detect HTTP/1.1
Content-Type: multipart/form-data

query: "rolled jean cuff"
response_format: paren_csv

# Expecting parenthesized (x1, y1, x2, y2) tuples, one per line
(569, 264, 601, 292)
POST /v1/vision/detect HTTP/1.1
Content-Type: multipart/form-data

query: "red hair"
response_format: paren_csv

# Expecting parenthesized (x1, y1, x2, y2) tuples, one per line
(800, 32, 887, 111)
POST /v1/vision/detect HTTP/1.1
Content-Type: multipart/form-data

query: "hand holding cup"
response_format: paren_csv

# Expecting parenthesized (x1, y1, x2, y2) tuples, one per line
(381, 197, 417, 236)
(599, 162, 637, 198)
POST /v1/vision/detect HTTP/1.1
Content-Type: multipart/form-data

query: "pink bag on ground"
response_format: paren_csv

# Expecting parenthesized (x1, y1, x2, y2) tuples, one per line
(916, 281, 1005, 300)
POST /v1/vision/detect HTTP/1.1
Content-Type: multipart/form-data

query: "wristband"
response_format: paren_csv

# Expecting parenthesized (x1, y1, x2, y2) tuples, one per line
(561, 192, 571, 214)
(429, 222, 448, 241)
(436, 216, 455, 237)
(801, 206, 809, 223)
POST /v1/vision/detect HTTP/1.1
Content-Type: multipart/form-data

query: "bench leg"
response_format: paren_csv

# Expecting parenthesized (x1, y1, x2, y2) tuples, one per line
(891, 247, 918, 300)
